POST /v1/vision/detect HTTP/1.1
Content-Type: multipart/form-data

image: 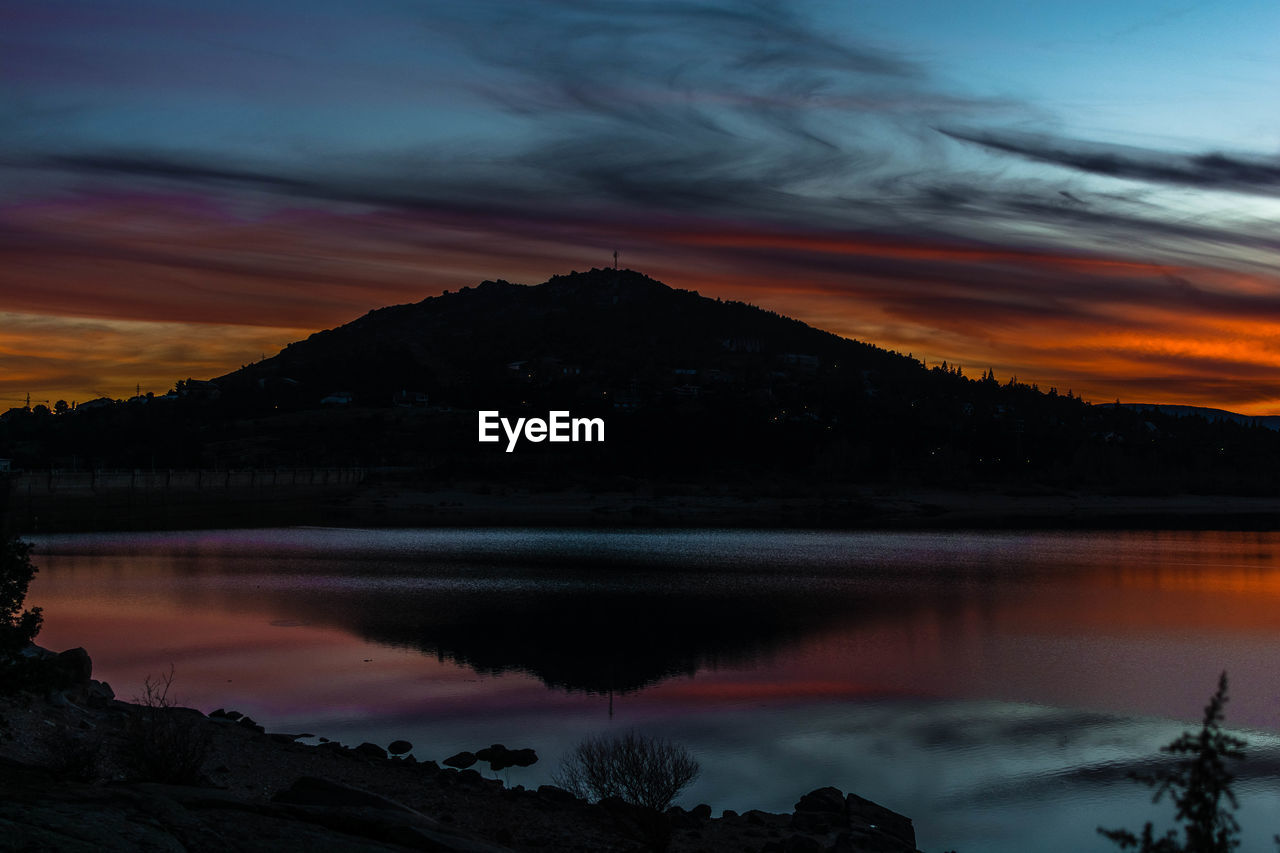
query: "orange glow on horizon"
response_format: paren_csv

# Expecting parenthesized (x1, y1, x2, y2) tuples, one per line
(7, 196, 1280, 414)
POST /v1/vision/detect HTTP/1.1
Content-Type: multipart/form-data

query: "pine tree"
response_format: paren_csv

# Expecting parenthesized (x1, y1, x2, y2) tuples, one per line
(1099, 672, 1245, 853)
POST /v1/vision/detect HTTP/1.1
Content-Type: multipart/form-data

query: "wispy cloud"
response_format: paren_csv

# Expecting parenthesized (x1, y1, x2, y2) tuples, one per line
(5, 0, 1280, 410)
(940, 127, 1280, 196)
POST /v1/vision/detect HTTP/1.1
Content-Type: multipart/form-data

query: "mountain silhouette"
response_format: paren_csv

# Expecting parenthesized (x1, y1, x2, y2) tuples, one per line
(213, 267, 908, 409)
(6, 267, 1280, 498)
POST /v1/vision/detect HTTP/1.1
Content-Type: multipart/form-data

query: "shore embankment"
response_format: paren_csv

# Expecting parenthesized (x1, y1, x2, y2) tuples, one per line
(0, 647, 922, 853)
(7, 469, 1280, 533)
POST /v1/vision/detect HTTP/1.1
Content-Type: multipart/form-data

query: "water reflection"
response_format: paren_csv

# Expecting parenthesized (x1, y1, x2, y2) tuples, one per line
(24, 528, 1280, 852)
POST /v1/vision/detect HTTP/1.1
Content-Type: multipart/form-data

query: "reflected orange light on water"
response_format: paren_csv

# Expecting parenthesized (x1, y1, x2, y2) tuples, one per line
(28, 530, 1280, 731)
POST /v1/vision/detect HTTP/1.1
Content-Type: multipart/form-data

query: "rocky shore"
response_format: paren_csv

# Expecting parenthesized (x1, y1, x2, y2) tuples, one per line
(0, 647, 923, 853)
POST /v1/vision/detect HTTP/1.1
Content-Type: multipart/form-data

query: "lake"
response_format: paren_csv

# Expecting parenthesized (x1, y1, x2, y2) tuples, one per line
(25, 528, 1280, 852)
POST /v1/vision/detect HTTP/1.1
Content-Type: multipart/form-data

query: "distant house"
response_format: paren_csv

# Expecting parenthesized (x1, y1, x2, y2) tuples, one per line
(393, 390, 429, 407)
(720, 337, 762, 353)
(182, 379, 221, 400)
(320, 391, 355, 405)
(612, 392, 642, 410)
(781, 353, 820, 369)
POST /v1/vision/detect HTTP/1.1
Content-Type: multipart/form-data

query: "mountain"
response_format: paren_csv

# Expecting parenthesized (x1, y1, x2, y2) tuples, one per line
(1123, 403, 1280, 432)
(7, 267, 1280, 497)
(213, 266, 909, 408)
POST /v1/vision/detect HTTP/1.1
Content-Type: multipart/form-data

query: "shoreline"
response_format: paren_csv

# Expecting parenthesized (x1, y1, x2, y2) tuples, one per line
(1, 647, 921, 853)
(8, 483, 1280, 534)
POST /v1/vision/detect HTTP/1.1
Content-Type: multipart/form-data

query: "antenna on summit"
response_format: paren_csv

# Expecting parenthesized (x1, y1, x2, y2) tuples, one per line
(613, 249, 618, 270)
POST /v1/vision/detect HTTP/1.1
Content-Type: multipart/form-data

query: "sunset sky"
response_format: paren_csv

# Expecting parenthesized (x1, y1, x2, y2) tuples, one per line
(4, 0, 1280, 412)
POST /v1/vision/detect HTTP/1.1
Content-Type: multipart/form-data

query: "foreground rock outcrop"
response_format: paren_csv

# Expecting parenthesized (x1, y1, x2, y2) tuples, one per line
(0, 647, 921, 852)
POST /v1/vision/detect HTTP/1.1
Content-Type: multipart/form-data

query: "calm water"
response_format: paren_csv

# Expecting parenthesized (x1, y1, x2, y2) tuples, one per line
(25, 528, 1280, 852)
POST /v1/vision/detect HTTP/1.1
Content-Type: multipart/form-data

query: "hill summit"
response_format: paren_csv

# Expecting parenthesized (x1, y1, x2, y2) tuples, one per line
(217, 267, 899, 403)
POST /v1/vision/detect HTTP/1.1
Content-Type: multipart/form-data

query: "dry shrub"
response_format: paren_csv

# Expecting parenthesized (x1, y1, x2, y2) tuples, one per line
(124, 665, 212, 785)
(553, 730, 700, 812)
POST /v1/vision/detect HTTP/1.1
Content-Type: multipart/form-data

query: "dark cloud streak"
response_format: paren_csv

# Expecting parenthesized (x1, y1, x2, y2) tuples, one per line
(940, 127, 1280, 195)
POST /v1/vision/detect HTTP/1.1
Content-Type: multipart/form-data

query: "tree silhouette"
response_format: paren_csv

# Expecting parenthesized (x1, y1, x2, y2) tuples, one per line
(1099, 671, 1245, 853)
(1, 536, 43, 686)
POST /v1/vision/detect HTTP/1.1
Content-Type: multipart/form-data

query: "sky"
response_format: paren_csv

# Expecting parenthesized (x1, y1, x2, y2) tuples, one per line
(3, 0, 1280, 412)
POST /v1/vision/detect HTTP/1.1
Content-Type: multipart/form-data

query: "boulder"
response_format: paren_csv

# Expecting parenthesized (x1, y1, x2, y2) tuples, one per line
(794, 786, 845, 815)
(792, 786, 846, 832)
(443, 750, 477, 769)
(236, 716, 265, 734)
(475, 744, 510, 769)
(477, 744, 538, 772)
(536, 784, 579, 805)
(387, 739, 412, 755)
(354, 742, 387, 760)
(846, 793, 915, 850)
(508, 748, 537, 767)
(49, 648, 93, 689)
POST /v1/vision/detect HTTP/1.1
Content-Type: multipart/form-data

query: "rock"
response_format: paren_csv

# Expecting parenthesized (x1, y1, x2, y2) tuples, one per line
(354, 742, 387, 760)
(508, 748, 537, 767)
(782, 835, 823, 853)
(792, 786, 846, 832)
(536, 785, 579, 805)
(794, 787, 845, 816)
(85, 680, 114, 708)
(597, 795, 630, 814)
(830, 832, 858, 853)
(49, 648, 92, 689)
(444, 750, 477, 769)
(476, 744, 509, 768)
(845, 793, 915, 850)
(236, 716, 265, 734)
(387, 739, 412, 755)
(272, 776, 405, 810)
(688, 803, 712, 821)
(209, 708, 227, 718)
(473, 744, 536, 771)
(475, 744, 506, 760)
(722, 809, 739, 819)
(223, 710, 244, 721)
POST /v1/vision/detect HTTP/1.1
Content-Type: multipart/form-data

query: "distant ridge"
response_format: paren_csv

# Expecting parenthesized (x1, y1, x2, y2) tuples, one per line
(1123, 403, 1280, 431)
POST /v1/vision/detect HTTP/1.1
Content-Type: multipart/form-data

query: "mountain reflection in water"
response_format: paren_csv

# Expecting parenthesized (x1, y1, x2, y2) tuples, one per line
(26, 528, 1280, 853)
